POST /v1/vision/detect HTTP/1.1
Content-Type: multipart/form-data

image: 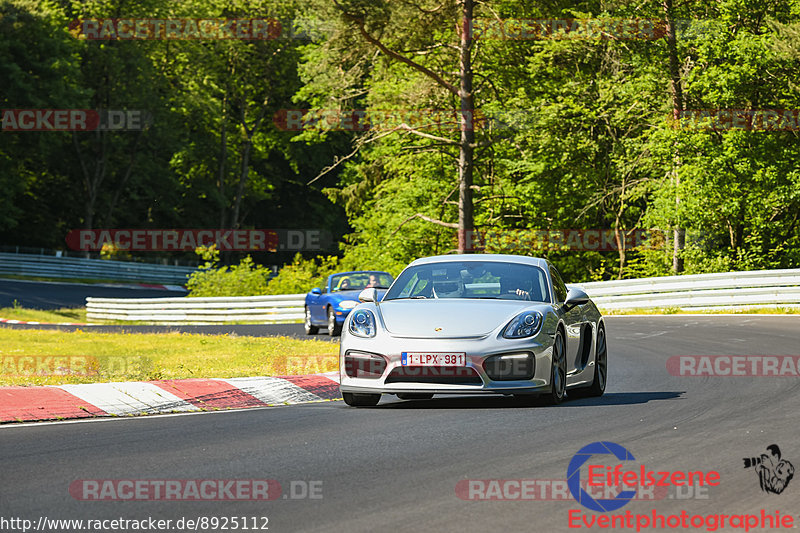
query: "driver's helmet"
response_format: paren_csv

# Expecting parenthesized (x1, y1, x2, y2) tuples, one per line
(432, 279, 463, 298)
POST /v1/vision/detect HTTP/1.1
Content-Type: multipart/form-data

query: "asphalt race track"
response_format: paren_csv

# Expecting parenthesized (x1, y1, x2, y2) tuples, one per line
(2, 315, 800, 532)
(0, 279, 187, 309)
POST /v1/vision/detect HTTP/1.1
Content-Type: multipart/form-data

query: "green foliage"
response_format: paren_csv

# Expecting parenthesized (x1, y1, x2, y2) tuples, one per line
(264, 253, 341, 294)
(0, 0, 348, 256)
(299, 0, 800, 283)
(187, 247, 272, 296)
(4, 0, 800, 288)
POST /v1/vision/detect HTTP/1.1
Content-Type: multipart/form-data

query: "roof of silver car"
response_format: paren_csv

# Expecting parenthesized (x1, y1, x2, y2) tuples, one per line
(408, 254, 548, 268)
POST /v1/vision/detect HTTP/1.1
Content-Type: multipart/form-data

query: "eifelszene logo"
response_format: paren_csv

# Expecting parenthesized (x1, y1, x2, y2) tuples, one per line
(567, 441, 721, 513)
(743, 444, 794, 494)
(567, 441, 638, 512)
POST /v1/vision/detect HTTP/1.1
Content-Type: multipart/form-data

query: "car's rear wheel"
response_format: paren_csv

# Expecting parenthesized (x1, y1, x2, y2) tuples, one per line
(572, 324, 607, 398)
(543, 328, 567, 405)
(342, 392, 381, 407)
(327, 306, 342, 336)
(304, 306, 319, 335)
(396, 393, 434, 400)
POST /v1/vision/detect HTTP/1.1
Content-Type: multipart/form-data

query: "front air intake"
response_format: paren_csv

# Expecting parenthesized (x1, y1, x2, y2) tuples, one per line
(344, 351, 387, 379)
(385, 366, 483, 385)
(483, 352, 535, 381)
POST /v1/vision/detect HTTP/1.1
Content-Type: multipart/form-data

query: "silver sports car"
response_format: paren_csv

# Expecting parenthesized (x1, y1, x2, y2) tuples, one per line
(338, 254, 606, 406)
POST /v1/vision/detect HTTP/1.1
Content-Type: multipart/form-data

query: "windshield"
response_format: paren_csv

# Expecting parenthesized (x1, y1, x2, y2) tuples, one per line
(383, 261, 550, 302)
(330, 272, 393, 292)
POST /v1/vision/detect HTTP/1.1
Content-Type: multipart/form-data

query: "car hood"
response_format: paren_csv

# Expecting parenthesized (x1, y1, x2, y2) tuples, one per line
(377, 299, 544, 338)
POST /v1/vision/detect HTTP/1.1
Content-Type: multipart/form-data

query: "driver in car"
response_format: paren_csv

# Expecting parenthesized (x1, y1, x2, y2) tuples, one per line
(501, 277, 533, 300)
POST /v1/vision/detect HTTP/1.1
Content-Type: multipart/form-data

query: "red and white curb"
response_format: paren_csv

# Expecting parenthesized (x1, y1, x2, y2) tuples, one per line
(0, 372, 341, 423)
(136, 283, 186, 291)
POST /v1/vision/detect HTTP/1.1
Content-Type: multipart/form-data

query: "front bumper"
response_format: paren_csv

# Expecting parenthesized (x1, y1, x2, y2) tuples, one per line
(333, 307, 354, 324)
(339, 329, 554, 395)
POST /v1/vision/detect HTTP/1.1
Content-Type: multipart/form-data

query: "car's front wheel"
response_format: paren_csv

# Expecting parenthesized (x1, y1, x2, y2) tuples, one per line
(327, 307, 342, 336)
(304, 306, 319, 335)
(571, 324, 607, 398)
(396, 393, 434, 400)
(342, 392, 381, 406)
(543, 328, 567, 405)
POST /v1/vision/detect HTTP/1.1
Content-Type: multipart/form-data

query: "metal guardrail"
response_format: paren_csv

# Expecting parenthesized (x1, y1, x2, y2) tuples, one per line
(579, 268, 800, 311)
(86, 294, 306, 324)
(0, 252, 197, 285)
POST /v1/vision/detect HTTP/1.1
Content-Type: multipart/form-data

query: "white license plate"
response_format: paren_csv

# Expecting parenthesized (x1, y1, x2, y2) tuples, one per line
(401, 352, 467, 366)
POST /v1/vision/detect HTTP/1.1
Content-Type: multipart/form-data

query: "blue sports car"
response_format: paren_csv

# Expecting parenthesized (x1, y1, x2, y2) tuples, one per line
(305, 271, 394, 336)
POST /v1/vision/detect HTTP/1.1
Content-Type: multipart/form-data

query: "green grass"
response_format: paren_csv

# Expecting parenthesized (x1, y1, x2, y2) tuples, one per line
(0, 328, 339, 387)
(601, 306, 800, 315)
(0, 306, 88, 323)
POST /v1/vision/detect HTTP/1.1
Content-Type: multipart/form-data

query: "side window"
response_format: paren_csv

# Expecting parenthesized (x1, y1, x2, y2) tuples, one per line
(550, 267, 568, 303)
(537, 272, 550, 303)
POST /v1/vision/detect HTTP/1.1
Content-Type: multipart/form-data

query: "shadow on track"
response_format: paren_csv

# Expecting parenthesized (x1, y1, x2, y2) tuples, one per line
(366, 391, 685, 409)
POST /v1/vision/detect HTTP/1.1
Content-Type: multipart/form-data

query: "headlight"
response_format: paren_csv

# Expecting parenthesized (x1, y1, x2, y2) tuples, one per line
(502, 311, 543, 339)
(339, 300, 358, 310)
(349, 309, 376, 338)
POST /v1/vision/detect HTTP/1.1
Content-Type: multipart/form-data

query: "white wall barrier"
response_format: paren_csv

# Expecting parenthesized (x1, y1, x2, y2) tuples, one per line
(86, 294, 305, 324)
(84, 268, 800, 324)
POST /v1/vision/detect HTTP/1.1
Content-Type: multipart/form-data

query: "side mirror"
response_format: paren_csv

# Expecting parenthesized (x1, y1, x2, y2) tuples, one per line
(358, 287, 378, 303)
(564, 287, 590, 307)
(311, 287, 322, 295)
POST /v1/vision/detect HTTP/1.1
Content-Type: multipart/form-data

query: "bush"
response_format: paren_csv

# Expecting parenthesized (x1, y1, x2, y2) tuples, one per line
(186, 247, 272, 297)
(264, 253, 341, 294)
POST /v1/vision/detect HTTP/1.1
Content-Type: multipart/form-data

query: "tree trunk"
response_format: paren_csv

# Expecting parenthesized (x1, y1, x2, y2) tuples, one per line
(230, 101, 269, 230)
(664, 0, 685, 273)
(102, 131, 142, 227)
(231, 137, 253, 230)
(73, 131, 108, 257)
(457, 0, 475, 254)
(218, 90, 229, 229)
(615, 176, 627, 279)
